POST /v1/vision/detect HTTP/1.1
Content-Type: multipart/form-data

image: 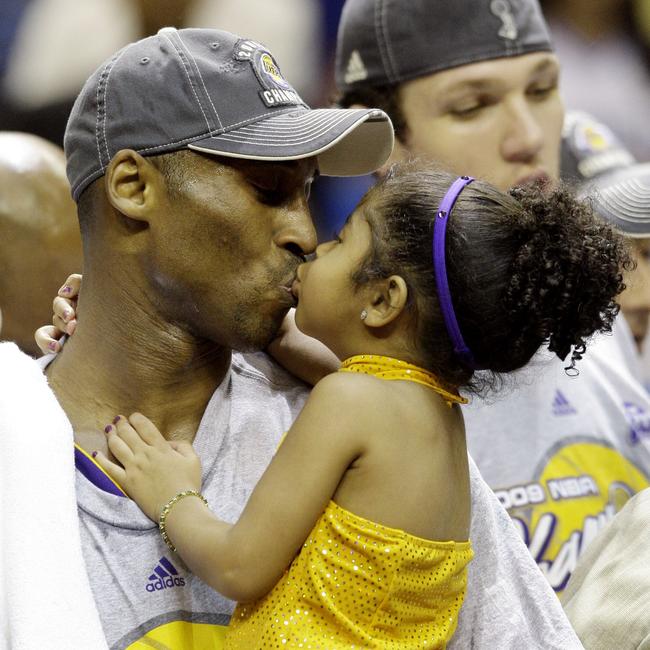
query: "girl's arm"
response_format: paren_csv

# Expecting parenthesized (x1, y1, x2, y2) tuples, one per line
(266, 308, 340, 386)
(95, 372, 367, 602)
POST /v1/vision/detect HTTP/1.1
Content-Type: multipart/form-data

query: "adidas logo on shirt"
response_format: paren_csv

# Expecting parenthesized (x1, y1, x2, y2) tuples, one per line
(146, 556, 186, 593)
(344, 50, 368, 84)
(623, 401, 650, 444)
(552, 390, 576, 416)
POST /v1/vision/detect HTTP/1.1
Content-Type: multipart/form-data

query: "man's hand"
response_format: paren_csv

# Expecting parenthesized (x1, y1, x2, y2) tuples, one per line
(34, 273, 82, 354)
(94, 412, 202, 522)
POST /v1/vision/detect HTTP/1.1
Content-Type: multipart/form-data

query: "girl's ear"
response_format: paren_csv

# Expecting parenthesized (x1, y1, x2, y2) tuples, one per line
(364, 275, 408, 328)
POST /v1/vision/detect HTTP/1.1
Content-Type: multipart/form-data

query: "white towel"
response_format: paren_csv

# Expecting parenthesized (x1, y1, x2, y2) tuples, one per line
(0, 342, 107, 650)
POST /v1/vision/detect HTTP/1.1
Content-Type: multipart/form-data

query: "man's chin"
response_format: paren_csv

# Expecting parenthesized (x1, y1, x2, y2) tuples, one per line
(232, 316, 286, 353)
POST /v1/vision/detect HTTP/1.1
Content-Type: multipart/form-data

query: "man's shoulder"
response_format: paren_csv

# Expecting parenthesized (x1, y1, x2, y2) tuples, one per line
(563, 488, 650, 648)
(572, 486, 650, 561)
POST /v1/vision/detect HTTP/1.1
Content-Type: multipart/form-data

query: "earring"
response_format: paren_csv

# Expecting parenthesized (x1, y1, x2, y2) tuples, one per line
(360, 309, 368, 321)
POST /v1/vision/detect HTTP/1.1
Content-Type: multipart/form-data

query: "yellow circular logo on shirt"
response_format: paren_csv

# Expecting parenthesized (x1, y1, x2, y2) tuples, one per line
(507, 441, 649, 593)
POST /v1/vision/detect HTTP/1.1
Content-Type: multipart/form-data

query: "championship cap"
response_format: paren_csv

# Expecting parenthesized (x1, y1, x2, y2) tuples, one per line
(65, 27, 394, 201)
(335, 0, 553, 92)
(562, 111, 650, 239)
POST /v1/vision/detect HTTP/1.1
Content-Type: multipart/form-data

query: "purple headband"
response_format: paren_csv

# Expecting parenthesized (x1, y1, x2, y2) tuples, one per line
(433, 176, 477, 369)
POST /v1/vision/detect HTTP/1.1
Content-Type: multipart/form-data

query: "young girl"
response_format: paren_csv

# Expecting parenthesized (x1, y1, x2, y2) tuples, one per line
(86, 165, 627, 648)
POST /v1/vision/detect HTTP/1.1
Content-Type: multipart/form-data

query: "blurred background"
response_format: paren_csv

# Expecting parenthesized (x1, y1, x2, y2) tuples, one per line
(1, 0, 650, 357)
(2, 0, 649, 237)
(0, 0, 372, 242)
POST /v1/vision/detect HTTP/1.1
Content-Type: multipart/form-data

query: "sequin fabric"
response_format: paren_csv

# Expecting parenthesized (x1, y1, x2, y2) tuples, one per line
(339, 355, 468, 407)
(225, 501, 473, 649)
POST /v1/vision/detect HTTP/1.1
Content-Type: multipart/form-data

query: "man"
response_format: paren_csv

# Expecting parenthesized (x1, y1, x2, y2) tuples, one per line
(9, 25, 582, 650)
(335, 0, 650, 594)
(2, 25, 389, 649)
(0, 132, 83, 355)
(336, 0, 563, 192)
(560, 157, 650, 650)
(562, 111, 650, 376)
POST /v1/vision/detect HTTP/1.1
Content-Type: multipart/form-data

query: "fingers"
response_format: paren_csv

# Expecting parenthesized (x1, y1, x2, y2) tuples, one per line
(111, 415, 153, 454)
(169, 439, 199, 459)
(53, 296, 77, 335)
(128, 412, 168, 447)
(35, 325, 65, 355)
(38, 274, 82, 354)
(58, 274, 82, 299)
(53, 314, 72, 337)
(93, 450, 127, 486)
(104, 422, 136, 466)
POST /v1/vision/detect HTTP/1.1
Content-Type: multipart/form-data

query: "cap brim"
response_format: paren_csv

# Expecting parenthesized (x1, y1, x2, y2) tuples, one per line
(581, 163, 650, 238)
(188, 107, 394, 176)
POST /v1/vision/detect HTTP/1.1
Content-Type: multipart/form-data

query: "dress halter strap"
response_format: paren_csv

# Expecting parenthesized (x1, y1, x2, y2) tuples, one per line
(339, 355, 467, 407)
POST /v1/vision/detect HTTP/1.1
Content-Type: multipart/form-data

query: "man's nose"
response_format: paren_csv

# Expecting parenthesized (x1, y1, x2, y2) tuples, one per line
(274, 202, 318, 257)
(501, 97, 545, 164)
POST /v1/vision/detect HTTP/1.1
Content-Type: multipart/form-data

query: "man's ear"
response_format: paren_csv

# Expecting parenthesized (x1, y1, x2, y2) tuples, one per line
(104, 149, 161, 221)
(364, 275, 409, 328)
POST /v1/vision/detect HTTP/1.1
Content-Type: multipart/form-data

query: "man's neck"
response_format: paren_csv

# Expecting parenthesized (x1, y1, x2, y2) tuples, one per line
(47, 283, 231, 456)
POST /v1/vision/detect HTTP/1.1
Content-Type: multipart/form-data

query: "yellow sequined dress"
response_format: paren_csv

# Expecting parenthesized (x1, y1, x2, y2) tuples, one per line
(224, 355, 473, 649)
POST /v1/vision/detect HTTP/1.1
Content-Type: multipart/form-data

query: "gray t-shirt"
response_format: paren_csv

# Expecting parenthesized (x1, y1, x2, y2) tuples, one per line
(464, 318, 650, 595)
(74, 352, 309, 649)
(35, 350, 580, 649)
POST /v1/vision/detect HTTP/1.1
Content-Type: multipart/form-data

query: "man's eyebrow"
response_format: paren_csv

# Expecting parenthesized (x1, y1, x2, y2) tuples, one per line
(531, 58, 560, 75)
(442, 57, 560, 95)
(440, 78, 501, 97)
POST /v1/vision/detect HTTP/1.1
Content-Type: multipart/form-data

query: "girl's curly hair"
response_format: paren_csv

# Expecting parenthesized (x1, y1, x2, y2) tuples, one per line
(352, 163, 633, 392)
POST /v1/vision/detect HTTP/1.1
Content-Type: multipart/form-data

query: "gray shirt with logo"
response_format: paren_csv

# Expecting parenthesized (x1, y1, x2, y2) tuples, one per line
(71, 352, 581, 649)
(464, 318, 650, 595)
(75, 352, 308, 649)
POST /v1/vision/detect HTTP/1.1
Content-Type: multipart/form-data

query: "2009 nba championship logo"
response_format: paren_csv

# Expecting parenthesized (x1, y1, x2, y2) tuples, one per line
(260, 53, 290, 89)
(233, 38, 303, 108)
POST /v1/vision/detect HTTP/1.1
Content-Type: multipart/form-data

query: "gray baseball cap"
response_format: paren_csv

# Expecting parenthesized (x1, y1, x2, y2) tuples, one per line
(65, 27, 394, 201)
(563, 111, 650, 238)
(335, 0, 553, 92)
